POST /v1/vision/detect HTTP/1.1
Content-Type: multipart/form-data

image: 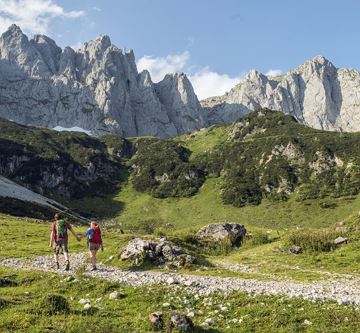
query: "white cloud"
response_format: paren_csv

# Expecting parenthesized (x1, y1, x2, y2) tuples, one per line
(189, 69, 242, 100)
(265, 69, 283, 77)
(137, 51, 242, 100)
(0, 0, 85, 35)
(137, 51, 190, 82)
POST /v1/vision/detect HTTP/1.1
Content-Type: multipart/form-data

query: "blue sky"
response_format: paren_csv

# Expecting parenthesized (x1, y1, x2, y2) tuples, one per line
(0, 0, 359, 98)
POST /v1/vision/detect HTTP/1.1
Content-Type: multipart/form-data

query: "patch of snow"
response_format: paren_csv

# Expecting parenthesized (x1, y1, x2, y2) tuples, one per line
(0, 176, 65, 209)
(53, 126, 92, 136)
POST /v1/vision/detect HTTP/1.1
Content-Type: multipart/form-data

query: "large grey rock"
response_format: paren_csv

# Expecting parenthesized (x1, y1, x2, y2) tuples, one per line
(120, 238, 195, 266)
(196, 223, 247, 245)
(203, 55, 360, 132)
(0, 25, 205, 138)
(168, 314, 193, 331)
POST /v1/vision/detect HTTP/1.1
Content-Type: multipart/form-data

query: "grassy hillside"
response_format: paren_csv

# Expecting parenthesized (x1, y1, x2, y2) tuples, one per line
(69, 177, 360, 232)
(4, 109, 360, 221)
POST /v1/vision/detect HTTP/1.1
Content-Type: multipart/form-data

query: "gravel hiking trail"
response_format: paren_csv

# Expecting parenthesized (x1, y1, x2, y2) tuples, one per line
(1, 254, 360, 306)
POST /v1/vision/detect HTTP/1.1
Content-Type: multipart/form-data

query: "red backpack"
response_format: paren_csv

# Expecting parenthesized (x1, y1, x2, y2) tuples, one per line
(90, 226, 102, 244)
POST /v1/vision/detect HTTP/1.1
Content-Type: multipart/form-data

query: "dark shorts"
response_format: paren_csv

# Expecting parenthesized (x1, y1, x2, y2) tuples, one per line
(89, 242, 101, 251)
(54, 240, 69, 255)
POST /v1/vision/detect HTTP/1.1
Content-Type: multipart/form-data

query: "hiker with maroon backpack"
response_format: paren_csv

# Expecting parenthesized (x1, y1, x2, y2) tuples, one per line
(49, 213, 80, 271)
(81, 221, 103, 271)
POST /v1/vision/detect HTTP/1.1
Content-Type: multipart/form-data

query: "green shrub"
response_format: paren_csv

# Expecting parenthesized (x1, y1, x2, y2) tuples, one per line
(133, 219, 164, 235)
(131, 140, 205, 198)
(287, 229, 338, 252)
(39, 294, 70, 315)
(245, 231, 273, 246)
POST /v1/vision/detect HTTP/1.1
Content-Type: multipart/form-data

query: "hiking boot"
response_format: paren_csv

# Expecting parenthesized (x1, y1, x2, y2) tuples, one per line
(65, 260, 70, 271)
(55, 262, 60, 269)
(90, 266, 97, 271)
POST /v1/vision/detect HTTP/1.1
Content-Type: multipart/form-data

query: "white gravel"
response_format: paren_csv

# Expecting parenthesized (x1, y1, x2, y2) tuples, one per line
(1, 253, 360, 306)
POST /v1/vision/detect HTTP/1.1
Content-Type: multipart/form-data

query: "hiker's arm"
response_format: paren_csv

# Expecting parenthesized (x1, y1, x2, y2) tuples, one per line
(69, 227, 81, 241)
(49, 230, 54, 247)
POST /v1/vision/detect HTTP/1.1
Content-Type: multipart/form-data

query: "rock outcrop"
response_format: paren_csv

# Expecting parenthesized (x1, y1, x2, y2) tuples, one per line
(196, 223, 247, 245)
(0, 25, 205, 138)
(203, 55, 360, 132)
(120, 237, 195, 266)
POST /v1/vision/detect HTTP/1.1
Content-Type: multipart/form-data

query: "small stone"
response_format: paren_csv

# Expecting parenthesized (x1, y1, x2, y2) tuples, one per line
(187, 311, 195, 317)
(162, 302, 170, 308)
(83, 303, 92, 310)
(303, 319, 312, 326)
(289, 245, 302, 254)
(148, 311, 163, 329)
(66, 276, 75, 282)
(184, 280, 194, 287)
(334, 237, 348, 245)
(79, 298, 90, 305)
(167, 277, 179, 285)
(204, 318, 216, 326)
(168, 314, 193, 331)
(109, 291, 123, 300)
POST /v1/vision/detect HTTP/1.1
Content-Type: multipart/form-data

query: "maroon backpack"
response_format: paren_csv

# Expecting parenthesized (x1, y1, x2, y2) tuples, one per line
(90, 226, 102, 244)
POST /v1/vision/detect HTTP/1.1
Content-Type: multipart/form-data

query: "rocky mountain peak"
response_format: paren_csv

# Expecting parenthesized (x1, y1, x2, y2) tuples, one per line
(0, 25, 205, 138)
(293, 54, 336, 77)
(3, 24, 24, 38)
(204, 55, 360, 132)
(92, 34, 111, 50)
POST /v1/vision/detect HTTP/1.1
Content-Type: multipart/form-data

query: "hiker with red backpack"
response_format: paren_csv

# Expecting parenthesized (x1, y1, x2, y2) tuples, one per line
(81, 221, 103, 271)
(49, 213, 80, 271)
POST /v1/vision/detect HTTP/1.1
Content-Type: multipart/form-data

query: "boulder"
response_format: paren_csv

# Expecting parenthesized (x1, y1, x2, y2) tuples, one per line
(168, 314, 193, 331)
(289, 245, 303, 254)
(334, 237, 348, 245)
(120, 238, 195, 267)
(148, 312, 164, 329)
(196, 223, 247, 245)
(109, 291, 124, 300)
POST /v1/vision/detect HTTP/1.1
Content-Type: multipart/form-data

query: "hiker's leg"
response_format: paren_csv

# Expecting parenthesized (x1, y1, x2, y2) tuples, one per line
(53, 243, 60, 269)
(63, 241, 70, 270)
(91, 250, 97, 267)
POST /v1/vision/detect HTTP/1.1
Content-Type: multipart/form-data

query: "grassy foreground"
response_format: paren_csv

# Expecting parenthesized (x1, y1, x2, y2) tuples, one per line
(1, 267, 360, 333)
(1, 208, 360, 332)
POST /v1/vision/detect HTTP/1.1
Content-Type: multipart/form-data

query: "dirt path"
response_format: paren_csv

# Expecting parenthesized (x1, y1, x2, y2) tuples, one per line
(1, 253, 360, 306)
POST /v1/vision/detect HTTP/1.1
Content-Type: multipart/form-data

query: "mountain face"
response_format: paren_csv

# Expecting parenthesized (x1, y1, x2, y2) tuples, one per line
(1, 25, 360, 137)
(0, 25, 206, 138)
(202, 55, 360, 132)
(0, 117, 130, 199)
